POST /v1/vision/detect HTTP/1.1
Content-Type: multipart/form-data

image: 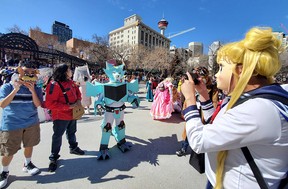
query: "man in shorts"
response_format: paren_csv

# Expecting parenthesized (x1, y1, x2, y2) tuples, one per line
(0, 61, 43, 188)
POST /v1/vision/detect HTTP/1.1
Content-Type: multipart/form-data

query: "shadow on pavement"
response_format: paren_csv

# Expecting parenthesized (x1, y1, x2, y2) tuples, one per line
(152, 112, 184, 124)
(8, 134, 180, 185)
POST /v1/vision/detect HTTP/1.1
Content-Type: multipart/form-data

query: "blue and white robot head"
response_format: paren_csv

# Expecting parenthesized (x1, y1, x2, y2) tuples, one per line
(103, 60, 126, 83)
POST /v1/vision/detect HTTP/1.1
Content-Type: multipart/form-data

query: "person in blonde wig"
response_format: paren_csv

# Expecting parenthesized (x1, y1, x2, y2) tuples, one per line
(181, 27, 288, 189)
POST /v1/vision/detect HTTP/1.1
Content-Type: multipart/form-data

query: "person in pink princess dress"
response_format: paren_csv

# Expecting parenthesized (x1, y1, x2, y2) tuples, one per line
(150, 77, 174, 119)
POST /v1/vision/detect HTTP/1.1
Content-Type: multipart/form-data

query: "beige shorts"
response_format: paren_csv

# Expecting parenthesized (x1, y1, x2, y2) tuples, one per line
(0, 123, 40, 156)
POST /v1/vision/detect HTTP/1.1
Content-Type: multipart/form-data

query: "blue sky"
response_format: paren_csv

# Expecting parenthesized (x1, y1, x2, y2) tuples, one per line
(1, 0, 288, 53)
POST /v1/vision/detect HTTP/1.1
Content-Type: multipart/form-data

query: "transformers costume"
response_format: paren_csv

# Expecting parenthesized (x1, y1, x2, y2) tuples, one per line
(86, 61, 140, 160)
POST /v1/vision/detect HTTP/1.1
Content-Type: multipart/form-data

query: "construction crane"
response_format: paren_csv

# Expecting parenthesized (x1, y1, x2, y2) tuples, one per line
(167, 27, 196, 39)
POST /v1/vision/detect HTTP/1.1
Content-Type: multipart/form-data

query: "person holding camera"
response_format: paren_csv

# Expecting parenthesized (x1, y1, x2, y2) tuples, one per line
(181, 27, 288, 188)
(176, 67, 220, 157)
(0, 62, 43, 188)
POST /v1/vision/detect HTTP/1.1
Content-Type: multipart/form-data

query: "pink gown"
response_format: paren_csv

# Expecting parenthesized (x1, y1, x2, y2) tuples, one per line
(150, 81, 174, 119)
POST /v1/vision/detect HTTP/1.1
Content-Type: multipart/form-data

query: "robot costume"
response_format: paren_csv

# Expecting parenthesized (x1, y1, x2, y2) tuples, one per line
(86, 61, 140, 160)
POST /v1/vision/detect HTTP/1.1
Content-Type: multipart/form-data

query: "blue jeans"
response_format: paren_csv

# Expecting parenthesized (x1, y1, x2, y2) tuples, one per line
(49, 120, 78, 161)
(182, 137, 189, 150)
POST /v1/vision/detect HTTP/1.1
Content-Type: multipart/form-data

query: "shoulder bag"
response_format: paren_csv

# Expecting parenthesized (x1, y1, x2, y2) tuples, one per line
(233, 93, 288, 189)
(57, 81, 84, 120)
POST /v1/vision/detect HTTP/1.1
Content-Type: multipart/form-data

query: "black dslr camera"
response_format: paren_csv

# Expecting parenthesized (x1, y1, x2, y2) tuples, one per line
(191, 70, 200, 85)
(184, 69, 200, 85)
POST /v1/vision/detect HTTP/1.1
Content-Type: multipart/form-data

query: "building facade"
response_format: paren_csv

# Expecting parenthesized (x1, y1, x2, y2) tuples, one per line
(109, 14, 170, 49)
(66, 38, 93, 60)
(29, 29, 58, 49)
(273, 31, 288, 49)
(188, 42, 203, 57)
(52, 21, 72, 43)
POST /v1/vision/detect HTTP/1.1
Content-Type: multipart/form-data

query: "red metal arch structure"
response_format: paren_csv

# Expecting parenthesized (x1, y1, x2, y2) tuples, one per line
(0, 32, 88, 68)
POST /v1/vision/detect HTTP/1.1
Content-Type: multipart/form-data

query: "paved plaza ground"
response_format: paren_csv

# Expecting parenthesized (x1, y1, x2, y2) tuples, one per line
(4, 83, 207, 189)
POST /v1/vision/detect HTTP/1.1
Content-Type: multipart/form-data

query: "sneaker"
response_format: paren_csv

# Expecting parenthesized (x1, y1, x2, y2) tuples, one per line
(48, 160, 57, 172)
(23, 162, 40, 175)
(70, 147, 85, 155)
(176, 148, 187, 157)
(0, 171, 9, 188)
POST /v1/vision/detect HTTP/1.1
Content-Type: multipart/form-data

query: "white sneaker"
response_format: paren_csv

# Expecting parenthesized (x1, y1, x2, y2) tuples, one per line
(23, 162, 40, 175)
(0, 171, 9, 188)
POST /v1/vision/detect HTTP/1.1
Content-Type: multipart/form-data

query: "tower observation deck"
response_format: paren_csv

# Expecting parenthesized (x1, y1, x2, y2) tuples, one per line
(158, 18, 168, 35)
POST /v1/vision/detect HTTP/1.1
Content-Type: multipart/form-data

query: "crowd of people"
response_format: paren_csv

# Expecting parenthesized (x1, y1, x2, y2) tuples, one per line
(0, 26, 287, 189)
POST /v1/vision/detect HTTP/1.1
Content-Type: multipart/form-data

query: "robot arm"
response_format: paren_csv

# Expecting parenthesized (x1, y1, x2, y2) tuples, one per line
(86, 81, 105, 115)
(86, 81, 104, 97)
(94, 93, 105, 115)
(126, 79, 140, 108)
(127, 91, 140, 108)
(127, 79, 139, 93)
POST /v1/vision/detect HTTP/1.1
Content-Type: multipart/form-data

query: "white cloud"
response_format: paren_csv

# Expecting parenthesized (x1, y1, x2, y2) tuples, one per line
(199, 6, 210, 13)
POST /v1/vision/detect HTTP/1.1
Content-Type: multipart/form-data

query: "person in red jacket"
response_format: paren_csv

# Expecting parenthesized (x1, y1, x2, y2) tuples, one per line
(45, 64, 85, 172)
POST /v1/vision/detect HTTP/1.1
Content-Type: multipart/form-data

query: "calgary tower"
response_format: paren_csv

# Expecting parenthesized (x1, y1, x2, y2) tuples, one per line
(158, 17, 168, 36)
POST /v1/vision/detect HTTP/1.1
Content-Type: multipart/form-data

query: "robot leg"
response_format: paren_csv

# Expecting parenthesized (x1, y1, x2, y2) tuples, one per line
(98, 122, 112, 160)
(112, 120, 132, 153)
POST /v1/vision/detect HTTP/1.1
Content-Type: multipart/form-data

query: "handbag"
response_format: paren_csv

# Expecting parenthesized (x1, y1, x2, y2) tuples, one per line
(72, 106, 85, 120)
(189, 150, 205, 174)
(57, 81, 85, 120)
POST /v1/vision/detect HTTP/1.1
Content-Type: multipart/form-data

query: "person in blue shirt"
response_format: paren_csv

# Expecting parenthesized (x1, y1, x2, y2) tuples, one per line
(0, 62, 43, 188)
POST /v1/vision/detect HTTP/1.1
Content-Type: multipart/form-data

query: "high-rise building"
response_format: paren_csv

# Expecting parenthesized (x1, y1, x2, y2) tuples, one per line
(273, 31, 288, 49)
(109, 14, 170, 49)
(188, 42, 203, 57)
(52, 21, 72, 43)
(273, 31, 288, 69)
(208, 41, 221, 74)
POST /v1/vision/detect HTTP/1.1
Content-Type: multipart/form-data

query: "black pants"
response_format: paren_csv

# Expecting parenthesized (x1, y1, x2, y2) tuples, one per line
(49, 120, 78, 161)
